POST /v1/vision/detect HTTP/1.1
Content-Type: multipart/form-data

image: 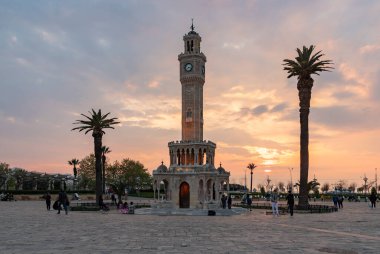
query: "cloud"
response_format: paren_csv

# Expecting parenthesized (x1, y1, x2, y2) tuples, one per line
(1, 0, 380, 184)
(312, 106, 379, 130)
(148, 80, 160, 88)
(252, 105, 268, 115)
(359, 44, 380, 54)
(222, 42, 245, 50)
(271, 103, 288, 113)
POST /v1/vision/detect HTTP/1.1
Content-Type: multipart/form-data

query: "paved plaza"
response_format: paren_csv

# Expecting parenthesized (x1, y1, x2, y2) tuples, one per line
(0, 200, 379, 254)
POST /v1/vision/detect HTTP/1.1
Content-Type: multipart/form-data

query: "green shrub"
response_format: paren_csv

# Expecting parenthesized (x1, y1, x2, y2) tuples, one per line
(4, 190, 95, 195)
(70, 206, 100, 211)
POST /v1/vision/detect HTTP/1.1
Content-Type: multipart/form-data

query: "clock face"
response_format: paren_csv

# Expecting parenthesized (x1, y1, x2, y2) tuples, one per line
(201, 65, 205, 75)
(184, 63, 193, 72)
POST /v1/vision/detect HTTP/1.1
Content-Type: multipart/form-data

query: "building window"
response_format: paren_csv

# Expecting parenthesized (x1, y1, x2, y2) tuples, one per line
(186, 108, 192, 122)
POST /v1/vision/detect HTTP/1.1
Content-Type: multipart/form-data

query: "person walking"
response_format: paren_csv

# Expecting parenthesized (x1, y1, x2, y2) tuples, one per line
(247, 195, 252, 211)
(227, 194, 232, 209)
(57, 189, 69, 215)
(111, 193, 116, 206)
(270, 189, 279, 216)
(338, 195, 344, 208)
(45, 192, 51, 211)
(332, 194, 338, 208)
(369, 187, 377, 208)
(286, 190, 295, 216)
(221, 194, 227, 209)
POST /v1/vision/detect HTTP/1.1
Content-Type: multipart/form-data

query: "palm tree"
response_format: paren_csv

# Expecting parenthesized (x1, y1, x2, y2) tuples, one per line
(283, 45, 333, 208)
(101, 146, 111, 194)
(247, 163, 257, 192)
(72, 109, 119, 205)
(68, 159, 79, 178)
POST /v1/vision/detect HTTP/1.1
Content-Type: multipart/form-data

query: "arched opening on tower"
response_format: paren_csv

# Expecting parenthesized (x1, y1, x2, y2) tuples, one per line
(177, 149, 181, 165)
(181, 149, 185, 165)
(161, 179, 170, 200)
(198, 148, 203, 165)
(190, 148, 195, 165)
(186, 149, 190, 165)
(206, 179, 212, 201)
(198, 179, 204, 203)
(179, 182, 190, 208)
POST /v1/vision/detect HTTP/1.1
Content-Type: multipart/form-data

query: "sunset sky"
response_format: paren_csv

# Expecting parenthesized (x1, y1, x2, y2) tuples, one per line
(1, 0, 380, 189)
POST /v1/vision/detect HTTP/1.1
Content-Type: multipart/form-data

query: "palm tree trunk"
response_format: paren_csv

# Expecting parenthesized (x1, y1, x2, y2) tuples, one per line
(93, 132, 103, 205)
(298, 77, 313, 209)
(102, 155, 106, 194)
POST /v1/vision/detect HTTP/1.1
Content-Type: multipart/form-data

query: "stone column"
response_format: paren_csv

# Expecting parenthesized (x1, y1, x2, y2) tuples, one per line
(153, 186, 156, 200)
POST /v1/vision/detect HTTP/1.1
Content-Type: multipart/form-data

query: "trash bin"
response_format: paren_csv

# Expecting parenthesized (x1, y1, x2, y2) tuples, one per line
(208, 210, 216, 216)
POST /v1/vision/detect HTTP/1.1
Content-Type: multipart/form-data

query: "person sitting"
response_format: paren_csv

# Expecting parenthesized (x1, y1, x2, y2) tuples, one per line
(99, 195, 109, 211)
(129, 202, 135, 214)
(120, 202, 129, 214)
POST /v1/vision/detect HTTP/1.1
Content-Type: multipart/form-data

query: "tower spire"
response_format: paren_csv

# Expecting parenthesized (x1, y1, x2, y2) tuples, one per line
(190, 18, 195, 32)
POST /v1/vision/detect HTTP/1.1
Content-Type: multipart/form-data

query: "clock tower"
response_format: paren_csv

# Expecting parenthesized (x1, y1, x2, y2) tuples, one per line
(152, 22, 230, 210)
(178, 21, 206, 141)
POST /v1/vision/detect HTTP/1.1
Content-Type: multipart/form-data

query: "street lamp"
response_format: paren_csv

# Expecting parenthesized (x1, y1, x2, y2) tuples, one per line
(375, 168, 378, 192)
(363, 175, 368, 201)
(288, 167, 293, 192)
(266, 175, 272, 192)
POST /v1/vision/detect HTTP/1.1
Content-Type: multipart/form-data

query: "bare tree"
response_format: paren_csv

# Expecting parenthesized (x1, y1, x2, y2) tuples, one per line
(335, 180, 347, 191)
(277, 182, 285, 193)
(287, 182, 293, 191)
(348, 182, 357, 193)
(321, 183, 330, 193)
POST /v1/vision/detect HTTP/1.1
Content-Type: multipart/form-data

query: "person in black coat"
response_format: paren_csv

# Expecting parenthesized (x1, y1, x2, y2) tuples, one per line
(57, 189, 68, 215)
(227, 195, 232, 209)
(369, 188, 377, 208)
(221, 194, 227, 209)
(45, 192, 51, 211)
(286, 190, 295, 216)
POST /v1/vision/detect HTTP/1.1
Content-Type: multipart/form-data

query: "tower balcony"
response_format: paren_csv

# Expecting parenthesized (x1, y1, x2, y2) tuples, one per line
(168, 140, 216, 168)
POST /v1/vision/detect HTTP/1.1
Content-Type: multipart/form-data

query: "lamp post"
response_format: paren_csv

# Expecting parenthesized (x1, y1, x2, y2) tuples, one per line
(375, 168, 378, 192)
(288, 167, 293, 192)
(363, 175, 368, 201)
(266, 175, 272, 192)
(244, 168, 247, 193)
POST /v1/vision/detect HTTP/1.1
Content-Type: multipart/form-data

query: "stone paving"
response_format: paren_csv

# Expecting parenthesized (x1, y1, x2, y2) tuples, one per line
(0, 200, 379, 254)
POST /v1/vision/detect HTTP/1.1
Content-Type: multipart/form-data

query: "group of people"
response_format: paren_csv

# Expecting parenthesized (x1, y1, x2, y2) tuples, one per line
(220, 194, 232, 209)
(43, 190, 70, 215)
(271, 189, 295, 216)
(332, 195, 344, 209)
(119, 201, 135, 214)
(243, 189, 295, 216)
(44, 191, 135, 215)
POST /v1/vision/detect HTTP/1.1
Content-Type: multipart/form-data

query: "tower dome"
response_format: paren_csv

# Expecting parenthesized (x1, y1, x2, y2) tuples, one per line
(217, 163, 226, 174)
(156, 161, 168, 173)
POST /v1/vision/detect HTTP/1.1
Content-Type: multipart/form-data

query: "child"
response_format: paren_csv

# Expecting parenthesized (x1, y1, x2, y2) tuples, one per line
(120, 202, 129, 214)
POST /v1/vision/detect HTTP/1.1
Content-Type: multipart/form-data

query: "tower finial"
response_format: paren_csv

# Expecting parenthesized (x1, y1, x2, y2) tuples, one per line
(190, 18, 195, 32)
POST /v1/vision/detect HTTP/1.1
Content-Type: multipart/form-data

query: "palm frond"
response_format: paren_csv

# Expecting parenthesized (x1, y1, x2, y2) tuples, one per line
(283, 45, 334, 79)
(71, 108, 119, 135)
